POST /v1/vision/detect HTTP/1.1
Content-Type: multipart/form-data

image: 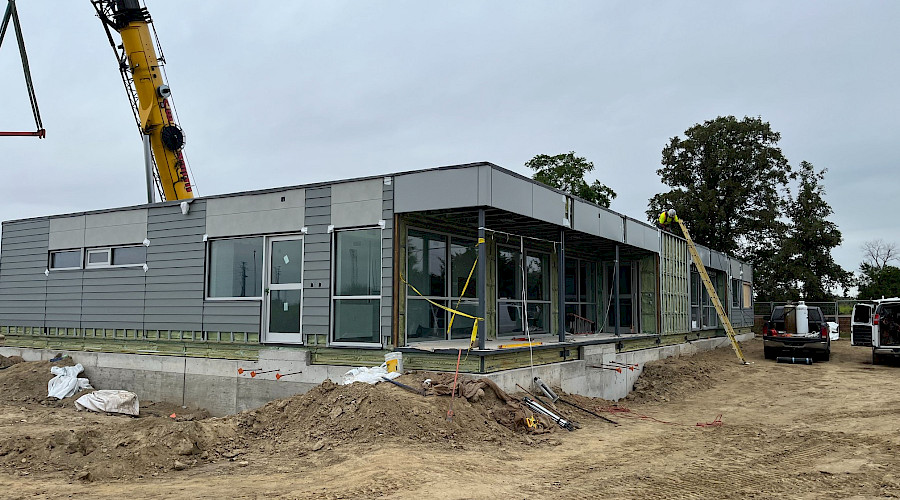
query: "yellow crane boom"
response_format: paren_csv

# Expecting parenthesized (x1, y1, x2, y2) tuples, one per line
(92, 0, 193, 201)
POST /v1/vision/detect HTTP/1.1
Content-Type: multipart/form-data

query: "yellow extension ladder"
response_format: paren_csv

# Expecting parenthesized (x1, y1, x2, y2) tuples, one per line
(675, 219, 748, 364)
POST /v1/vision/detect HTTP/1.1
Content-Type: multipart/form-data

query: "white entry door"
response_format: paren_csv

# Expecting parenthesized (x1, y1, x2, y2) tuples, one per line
(263, 235, 304, 344)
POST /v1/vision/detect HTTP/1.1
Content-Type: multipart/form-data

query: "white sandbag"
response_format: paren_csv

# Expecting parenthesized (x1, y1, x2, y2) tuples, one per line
(340, 363, 401, 385)
(47, 364, 93, 399)
(75, 390, 140, 416)
(827, 321, 840, 341)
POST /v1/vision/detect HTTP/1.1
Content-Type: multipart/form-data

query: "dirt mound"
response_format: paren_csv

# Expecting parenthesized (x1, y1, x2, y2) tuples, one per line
(228, 372, 556, 456)
(0, 356, 94, 404)
(0, 354, 24, 370)
(0, 357, 235, 480)
(0, 411, 235, 481)
(626, 346, 727, 403)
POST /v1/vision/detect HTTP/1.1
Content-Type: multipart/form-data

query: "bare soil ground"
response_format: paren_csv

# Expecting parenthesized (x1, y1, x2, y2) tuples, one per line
(1, 338, 899, 499)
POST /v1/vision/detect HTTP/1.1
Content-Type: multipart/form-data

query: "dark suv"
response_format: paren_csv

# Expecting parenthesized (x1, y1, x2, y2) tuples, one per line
(762, 304, 831, 361)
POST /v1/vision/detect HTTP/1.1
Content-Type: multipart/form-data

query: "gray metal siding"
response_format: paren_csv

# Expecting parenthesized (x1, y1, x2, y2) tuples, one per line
(573, 200, 600, 236)
(81, 268, 145, 329)
(0, 220, 49, 327)
(302, 187, 331, 336)
(598, 209, 625, 242)
(625, 219, 660, 253)
(393, 168, 481, 213)
(381, 180, 394, 345)
(202, 301, 261, 333)
(143, 202, 206, 331)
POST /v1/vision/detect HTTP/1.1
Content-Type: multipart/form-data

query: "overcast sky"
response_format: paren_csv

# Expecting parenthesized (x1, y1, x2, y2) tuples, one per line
(1, 1, 897, 274)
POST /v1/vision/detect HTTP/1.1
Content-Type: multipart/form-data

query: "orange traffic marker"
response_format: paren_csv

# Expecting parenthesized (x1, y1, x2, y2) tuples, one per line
(275, 370, 303, 380)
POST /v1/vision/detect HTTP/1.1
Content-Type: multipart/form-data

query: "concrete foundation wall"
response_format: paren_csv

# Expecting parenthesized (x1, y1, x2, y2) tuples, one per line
(2, 333, 752, 416)
(474, 333, 754, 401)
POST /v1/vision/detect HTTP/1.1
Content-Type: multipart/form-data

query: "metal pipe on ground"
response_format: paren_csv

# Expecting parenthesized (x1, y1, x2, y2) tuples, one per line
(776, 356, 813, 365)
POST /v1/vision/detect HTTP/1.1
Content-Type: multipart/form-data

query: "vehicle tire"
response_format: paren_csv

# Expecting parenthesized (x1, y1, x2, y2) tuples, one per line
(817, 350, 830, 362)
(764, 346, 777, 360)
(873, 350, 881, 365)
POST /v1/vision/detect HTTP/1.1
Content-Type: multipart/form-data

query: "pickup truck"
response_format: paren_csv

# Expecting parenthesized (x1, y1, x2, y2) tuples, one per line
(762, 303, 831, 361)
(851, 298, 900, 365)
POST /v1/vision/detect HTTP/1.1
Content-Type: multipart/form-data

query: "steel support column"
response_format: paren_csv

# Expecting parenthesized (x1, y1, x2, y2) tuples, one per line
(614, 244, 620, 337)
(478, 208, 486, 350)
(558, 229, 566, 342)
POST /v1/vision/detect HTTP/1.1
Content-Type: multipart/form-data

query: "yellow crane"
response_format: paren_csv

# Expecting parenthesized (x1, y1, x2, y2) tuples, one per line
(92, 0, 194, 202)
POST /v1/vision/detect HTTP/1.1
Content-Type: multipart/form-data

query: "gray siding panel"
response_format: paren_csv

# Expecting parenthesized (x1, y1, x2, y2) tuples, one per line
(143, 203, 206, 331)
(81, 265, 145, 329)
(598, 209, 625, 242)
(203, 301, 261, 334)
(0, 220, 49, 327)
(301, 187, 331, 340)
(393, 168, 480, 213)
(573, 200, 600, 236)
(625, 219, 660, 254)
(381, 181, 394, 345)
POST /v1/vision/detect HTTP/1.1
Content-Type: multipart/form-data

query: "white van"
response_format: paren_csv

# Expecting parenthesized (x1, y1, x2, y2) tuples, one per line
(851, 298, 900, 364)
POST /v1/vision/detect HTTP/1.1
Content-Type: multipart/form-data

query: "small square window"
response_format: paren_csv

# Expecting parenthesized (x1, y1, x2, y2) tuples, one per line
(86, 249, 110, 267)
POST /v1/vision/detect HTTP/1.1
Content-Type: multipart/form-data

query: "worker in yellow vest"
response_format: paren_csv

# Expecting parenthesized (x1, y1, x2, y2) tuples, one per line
(658, 209, 679, 231)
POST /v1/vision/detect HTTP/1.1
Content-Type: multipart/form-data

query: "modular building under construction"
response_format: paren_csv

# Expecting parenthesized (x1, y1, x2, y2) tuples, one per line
(0, 163, 754, 415)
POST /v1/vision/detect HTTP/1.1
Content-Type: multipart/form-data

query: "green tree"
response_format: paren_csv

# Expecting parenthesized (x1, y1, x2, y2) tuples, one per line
(646, 116, 791, 255)
(858, 264, 900, 300)
(781, 161, 851, 299)
(526, 152, 617, 208)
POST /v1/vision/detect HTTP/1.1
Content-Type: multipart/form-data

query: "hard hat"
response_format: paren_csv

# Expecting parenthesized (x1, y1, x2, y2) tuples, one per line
(667, 209, 676, 218)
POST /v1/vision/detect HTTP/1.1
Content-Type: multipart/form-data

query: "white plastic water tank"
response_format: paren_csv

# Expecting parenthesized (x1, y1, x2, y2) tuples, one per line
(796, 301, 809, 334)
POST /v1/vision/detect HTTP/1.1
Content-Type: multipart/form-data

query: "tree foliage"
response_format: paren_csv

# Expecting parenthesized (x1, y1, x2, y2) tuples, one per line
(526, 152, 616, 208)
(781, 161, 851, 299)
(646, 116, 791, 256)
(647, 116, 850, 302)
(858, 264, 900, 300)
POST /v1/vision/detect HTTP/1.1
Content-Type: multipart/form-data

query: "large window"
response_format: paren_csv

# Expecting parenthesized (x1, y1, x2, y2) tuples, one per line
(406, 229, 478, 341)
(606, 263, 635, 332)
(333, 228, 381, 344)
(731, 278, 742, 308)
(208, 237, 263, 298)
(690, 267, 719, 330)
(497, 247, 549, 335)
(565, 258, 597, 333)
(691, 271, 701, 329)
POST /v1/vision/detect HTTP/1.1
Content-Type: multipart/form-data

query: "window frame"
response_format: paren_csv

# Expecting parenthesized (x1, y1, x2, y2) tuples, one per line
(110, 245, 147, 267)
(49, 249, 83, 271)
(262, 234, 306, 344)
(405, 226, 480, 342)
(80, 245, 148, 270)
(85, 248, 111, 268)
(331, 226, 383, 348)
(731, 278, 742, 308)
(205, 236, 266, 301)
(496, 244, 552, 336)
(564, 257, 598, 333)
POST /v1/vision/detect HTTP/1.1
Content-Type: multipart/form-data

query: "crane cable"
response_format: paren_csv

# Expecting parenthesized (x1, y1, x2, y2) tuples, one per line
(0, 0, 45, 138)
